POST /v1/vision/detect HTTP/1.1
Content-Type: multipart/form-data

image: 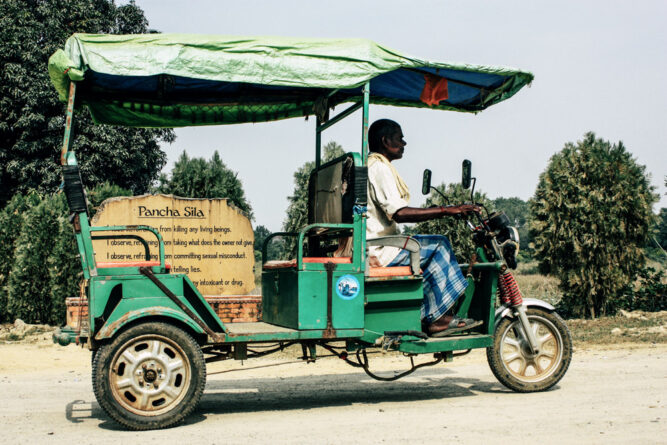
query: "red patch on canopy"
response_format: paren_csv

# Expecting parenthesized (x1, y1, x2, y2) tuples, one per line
(420, 74, 449, 106)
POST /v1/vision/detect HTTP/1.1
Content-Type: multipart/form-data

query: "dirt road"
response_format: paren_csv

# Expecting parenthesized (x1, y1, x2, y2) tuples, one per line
(0, 341, 664, 444)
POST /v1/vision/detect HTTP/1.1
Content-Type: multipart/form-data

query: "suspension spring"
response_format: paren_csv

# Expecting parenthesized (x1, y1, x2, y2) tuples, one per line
(498, 271, 523, 306)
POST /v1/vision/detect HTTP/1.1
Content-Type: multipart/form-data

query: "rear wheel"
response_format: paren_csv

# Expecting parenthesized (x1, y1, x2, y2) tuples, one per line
(487, 308, 572, 392)
(92, 322, 206, 430)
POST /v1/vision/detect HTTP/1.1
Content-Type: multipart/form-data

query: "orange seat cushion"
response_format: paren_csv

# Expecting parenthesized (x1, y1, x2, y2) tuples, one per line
(263, 257, 352, 269)
(367, 266, 413, 277)
(303, 257, 352, 264)
(263, 258, 413, 278)
(97, 261, 171, 270)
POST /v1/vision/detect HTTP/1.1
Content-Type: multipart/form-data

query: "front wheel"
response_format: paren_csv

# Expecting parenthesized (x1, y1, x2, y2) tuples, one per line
(487, 308, 572, 392)
(92, 322, 206, 430)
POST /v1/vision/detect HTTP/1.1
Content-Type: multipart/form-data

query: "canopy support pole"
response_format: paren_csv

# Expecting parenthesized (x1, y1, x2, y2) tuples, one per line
(315, 93, 365, 167)
(60, 82, 77, 166)
(361, 82, 370, 166)
(315, 119, 321, 168)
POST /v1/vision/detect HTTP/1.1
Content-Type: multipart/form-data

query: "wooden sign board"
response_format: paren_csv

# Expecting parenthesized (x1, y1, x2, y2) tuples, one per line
(91, 195, 255, 295)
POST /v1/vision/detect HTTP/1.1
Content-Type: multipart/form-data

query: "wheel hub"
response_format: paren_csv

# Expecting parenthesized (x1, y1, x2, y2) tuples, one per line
(108, 335, 191, 415)
(143, 368, 157, 383)
(500, 316, 563, 382)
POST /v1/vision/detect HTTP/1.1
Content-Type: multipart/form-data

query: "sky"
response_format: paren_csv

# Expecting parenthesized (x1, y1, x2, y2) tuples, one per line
(123, 0, 666, 231)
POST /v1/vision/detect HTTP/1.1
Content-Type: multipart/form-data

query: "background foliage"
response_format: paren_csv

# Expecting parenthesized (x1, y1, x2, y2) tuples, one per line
(530, 132, 658, 318)
(0, 0, 173, 206)
(155, 150, 253, 218)
(411, 183, 494, 262)
(0, 182, 133, 325)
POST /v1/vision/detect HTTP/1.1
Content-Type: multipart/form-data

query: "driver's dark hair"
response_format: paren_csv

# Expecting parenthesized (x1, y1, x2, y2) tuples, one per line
(369, 119, 401, 153)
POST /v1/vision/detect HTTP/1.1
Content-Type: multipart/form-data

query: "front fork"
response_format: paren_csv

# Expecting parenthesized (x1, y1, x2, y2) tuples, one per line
(473, 237, 540, 355)
(513, 304, 540, 354)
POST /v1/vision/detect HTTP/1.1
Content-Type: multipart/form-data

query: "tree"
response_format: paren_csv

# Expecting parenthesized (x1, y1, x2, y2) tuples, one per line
(493, 197, 533, 254)
(530, 132, 657, 318)
(282, 141, 345, 256)
(0, 0, 173, 206)
(253, 225, 284, 262)
(0, 182, 131, 324)
(414, 183, 494, 262)
(0, 193, 39, 322)
(156, 151, 253, 218)
(87, 182, 133, 217)
(656, 208, 667, 250)
(6, 194, 63, 323)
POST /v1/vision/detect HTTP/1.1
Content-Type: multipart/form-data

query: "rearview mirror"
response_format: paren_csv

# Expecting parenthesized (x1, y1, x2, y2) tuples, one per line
(422, 169, 432, 195)
(462, 160, 472, 189)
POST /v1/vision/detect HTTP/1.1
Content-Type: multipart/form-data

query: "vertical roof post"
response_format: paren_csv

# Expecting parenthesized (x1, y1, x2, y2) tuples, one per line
(361, 82, 370, 166)
(60, 82, 77, 166)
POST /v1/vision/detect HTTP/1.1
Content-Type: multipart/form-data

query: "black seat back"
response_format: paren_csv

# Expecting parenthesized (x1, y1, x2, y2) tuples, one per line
(62, 165, 88, 215)
(307, 154, 367, 224)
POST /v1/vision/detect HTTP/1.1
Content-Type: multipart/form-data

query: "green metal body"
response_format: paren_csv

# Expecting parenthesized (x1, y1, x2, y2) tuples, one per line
(58, 79, 503, 357)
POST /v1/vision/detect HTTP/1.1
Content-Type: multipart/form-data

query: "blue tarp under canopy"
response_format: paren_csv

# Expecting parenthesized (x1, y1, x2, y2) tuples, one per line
(49, 34, 534, 127)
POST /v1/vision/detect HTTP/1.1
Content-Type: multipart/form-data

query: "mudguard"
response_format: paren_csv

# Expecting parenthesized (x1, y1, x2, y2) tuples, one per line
(493, 298, 556, 327)
(94, 306, 205, 340)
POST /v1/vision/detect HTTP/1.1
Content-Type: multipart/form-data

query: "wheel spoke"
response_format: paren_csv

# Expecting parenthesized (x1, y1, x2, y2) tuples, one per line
(532, 360, 544, 375)
(115, 378, 133, 389)
(503, 337, 521, 349)
(121, 349, 138, 365)
(539, 333, 553, 345)
(163, 386, 180, 401)
(538, 350, 555, 360)
(150, 340, 162, 357)
(503, 352, 521, 364)
(167, 359, 184, 372)
(517, 359, 528, 376)
(138, 392, 150, 410)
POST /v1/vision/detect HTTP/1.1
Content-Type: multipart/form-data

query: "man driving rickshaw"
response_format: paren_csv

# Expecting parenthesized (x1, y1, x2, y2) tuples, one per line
(366, 118, 482, 336)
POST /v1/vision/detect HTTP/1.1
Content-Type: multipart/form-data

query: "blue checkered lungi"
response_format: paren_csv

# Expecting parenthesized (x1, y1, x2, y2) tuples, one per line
(387, 234, 468, 322)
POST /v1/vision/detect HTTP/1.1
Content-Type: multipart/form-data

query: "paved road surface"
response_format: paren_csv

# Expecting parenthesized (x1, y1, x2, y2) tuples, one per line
(0, 342, 664, 444)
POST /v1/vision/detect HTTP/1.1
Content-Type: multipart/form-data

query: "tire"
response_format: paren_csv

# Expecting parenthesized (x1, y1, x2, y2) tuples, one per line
(92, 321, 206, 430)
(487, 308, 572, 392)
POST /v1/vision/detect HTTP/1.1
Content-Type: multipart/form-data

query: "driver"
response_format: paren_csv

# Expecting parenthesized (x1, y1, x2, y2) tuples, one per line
(367, 119, 481, 336)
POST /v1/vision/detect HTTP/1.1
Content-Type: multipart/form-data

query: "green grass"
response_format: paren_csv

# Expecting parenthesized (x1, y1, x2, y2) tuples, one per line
(568, 312, 667, 346)
(513, 261, 562, 306)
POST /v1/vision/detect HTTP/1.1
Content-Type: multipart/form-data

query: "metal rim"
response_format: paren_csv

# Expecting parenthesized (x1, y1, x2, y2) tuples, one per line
(108, 334, 191, 416)
(499, 314, 564, 382)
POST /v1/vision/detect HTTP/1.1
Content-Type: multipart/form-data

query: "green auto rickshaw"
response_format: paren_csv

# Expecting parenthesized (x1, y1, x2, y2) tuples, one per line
(49, 34, 572, 430)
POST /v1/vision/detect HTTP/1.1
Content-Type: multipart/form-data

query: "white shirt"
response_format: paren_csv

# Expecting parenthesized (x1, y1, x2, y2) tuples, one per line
(367, 161, 410, 266)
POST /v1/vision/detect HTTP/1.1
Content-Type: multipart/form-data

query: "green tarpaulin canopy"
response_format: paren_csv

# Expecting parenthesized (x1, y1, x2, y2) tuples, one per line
(49, 34, 533, 127)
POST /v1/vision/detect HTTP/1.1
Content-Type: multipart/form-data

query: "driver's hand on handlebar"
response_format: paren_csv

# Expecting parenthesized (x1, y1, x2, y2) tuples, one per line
(443, 204, 482, 217)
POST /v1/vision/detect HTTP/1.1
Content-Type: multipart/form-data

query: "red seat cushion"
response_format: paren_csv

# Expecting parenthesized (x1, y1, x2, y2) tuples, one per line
(263, 257, 352, 269)
(97, 261, 171, 270)
(262, 257, 413, 277)
(367, 266, 413, 277)
(303, 257, 352, 264)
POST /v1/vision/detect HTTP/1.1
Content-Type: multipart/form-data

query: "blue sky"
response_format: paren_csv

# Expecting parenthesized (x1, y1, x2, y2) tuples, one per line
(124, 0, 667, 230)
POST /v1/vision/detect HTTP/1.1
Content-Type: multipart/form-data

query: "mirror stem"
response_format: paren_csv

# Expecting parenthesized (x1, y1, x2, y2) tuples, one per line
(429, 186, 449, 205)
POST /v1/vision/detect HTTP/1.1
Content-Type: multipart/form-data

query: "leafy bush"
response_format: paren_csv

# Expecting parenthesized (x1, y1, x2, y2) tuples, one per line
(0, 193, 38, 322)
(6, 195, 63, 323)
(609, 267, 667, 314)
(0, 183, 129, 324)
(530, 132, 657, 318)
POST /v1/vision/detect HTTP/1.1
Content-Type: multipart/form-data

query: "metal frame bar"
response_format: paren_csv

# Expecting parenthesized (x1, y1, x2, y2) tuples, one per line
(60, 82, 77, 166)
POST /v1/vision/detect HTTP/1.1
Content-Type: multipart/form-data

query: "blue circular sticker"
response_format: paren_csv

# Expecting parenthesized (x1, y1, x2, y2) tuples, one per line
(336, 274, 360, 300)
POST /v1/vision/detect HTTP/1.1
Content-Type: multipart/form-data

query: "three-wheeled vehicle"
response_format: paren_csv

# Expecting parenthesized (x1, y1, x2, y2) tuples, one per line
(49, 34, 571, 430)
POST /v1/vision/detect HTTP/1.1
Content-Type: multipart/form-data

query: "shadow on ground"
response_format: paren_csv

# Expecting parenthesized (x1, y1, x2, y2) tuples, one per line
(67, 366, 514, 429)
